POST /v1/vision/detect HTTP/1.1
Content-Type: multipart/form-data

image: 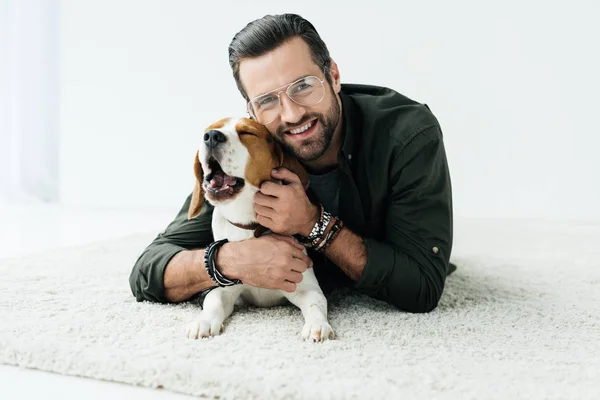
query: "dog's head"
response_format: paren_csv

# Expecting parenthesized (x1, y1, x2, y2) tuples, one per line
(187, 117, 310, 220)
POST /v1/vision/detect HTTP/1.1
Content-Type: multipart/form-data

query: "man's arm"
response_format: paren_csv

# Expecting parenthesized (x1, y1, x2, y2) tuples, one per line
(129, 192, 313, 303)
(323, 126, 453, 313)
(318, 227, 366, 281)
(162, 249, 216, 302)
(129, 193, 215, 303)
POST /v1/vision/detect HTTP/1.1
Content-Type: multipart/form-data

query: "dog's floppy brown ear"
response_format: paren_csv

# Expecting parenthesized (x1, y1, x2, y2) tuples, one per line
(188, 150, 205, 219)
(273, 143, 310, 190)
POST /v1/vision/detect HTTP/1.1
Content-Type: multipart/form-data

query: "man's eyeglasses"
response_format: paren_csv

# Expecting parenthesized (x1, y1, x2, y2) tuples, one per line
(247, 74, 326, 125)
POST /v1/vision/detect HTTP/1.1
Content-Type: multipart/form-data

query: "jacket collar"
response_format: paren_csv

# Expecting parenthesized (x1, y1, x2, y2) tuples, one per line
(338, 87, 361, 161)
(336, 87, 365, 228)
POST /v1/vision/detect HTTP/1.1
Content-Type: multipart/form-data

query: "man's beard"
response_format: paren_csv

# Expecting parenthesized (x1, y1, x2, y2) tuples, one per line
(274, 90, 341, 162)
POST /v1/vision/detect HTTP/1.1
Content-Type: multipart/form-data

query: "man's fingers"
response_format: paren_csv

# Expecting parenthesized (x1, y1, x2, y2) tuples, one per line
(291, 250, 313, 270)
(254, 191, 277, 206)
(259, 181, 285, 197)
(280, 280, 297, 293)
(256, 214, 274, 230)
(254, 204, 276, 219)
(269, 234, 305, 251)
(271, 167, 301, 185)
(285, 271, 304, 284)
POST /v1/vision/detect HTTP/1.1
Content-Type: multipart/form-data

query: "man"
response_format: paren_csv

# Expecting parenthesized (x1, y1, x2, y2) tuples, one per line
(129, 13, 454, 313)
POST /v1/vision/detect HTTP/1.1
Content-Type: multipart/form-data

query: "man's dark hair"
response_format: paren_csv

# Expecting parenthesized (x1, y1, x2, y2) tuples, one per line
(228, 13, 332, 102)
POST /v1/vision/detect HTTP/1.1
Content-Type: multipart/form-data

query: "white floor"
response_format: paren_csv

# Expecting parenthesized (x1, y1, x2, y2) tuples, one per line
(2, 203, 597, 399)
(0, 203, 178, 260)
(0, 203, 194, 400)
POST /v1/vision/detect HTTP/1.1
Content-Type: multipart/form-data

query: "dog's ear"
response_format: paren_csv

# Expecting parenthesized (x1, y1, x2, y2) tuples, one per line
(273, 143, 310, 190)
(188, 150, 205, 219)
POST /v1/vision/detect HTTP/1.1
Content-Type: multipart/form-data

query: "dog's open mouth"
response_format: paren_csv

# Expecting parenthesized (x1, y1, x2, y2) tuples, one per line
(204, 157, 245, 196)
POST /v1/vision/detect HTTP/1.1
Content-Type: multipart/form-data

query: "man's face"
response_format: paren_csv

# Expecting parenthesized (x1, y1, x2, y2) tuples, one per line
(238, 37, 341, 162)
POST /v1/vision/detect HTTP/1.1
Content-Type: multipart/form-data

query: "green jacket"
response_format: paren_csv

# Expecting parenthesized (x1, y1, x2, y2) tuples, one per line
(129, 83, 453, 313)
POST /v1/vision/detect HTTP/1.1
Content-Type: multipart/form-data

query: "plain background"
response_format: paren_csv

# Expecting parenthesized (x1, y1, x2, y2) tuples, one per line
(3, 0, 600, 220)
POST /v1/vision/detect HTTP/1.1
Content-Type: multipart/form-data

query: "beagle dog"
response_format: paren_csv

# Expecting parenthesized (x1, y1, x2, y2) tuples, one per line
(185, 117, 334, 342)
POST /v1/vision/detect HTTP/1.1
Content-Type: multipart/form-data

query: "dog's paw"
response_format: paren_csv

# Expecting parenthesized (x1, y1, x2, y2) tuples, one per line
(301, 320, 335, 342)
(185, 319, 223, 339)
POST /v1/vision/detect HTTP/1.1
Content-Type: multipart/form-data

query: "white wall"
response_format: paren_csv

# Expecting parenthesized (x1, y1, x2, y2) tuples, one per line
(0, 0, 60, 203)
(59, 0, 600, 220)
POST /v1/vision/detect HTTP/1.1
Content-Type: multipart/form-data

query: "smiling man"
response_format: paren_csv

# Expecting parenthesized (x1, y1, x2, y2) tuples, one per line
(129, 13, 455, 313)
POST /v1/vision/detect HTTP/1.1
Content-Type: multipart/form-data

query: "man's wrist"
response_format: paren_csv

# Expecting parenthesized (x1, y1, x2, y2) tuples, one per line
(300, 203, 321, 237)
(214, 242, 242, 281)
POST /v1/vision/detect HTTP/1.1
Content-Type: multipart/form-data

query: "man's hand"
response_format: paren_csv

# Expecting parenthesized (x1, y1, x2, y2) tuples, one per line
(216, 234, 313, 292)
(254, 167, 319, 236)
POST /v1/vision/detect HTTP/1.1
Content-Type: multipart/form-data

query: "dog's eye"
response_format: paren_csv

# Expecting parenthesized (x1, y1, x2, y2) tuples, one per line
(238, 131, 257, 137)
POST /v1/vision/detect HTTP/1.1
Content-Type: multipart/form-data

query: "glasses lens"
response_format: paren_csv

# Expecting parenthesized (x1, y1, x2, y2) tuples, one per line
(288, 76, 324, 106)
(248, 76, 325, 124)
(249, 93, 280, 125)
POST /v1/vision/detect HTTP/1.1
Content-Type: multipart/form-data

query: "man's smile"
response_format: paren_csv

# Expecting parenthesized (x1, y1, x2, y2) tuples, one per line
(284, 118, 319, 140)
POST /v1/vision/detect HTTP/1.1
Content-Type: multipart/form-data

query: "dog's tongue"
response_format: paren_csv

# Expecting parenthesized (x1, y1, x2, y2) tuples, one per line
(209, 171, 237, 189)
(224, 175, 237, 185)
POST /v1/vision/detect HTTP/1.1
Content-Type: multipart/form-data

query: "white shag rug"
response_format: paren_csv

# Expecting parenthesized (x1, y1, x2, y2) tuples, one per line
(1, 218, 599, 399)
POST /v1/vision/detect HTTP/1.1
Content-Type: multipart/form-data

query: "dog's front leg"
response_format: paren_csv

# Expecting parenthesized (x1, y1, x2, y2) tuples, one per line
(186, 286, 242, 339)
(283, 273, 335, 342)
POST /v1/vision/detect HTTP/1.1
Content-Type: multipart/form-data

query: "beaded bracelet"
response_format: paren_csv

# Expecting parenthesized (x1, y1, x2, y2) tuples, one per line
(204, 239, 242, 287)
(314, 217, 344, 253)
(305, 204, 325, 241)
(296, 203, 327, 247)
(309, 212, 332, 248)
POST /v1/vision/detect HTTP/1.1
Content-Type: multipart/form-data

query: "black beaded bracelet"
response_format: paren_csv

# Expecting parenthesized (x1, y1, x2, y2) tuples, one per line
(204, 239, 242, 287)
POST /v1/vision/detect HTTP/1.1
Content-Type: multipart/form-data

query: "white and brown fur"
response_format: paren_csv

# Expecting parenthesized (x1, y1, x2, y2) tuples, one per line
(185, 117, 334, 342)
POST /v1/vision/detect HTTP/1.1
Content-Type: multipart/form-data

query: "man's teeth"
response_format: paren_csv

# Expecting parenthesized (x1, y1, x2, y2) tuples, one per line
(289, 120, 314, 134)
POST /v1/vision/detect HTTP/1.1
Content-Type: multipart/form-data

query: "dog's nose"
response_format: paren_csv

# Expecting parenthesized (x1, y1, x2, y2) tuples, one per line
(204, 130, 227, 149)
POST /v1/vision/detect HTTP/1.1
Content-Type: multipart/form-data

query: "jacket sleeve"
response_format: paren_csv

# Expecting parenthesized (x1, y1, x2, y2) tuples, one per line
(354, 125, 453, 313)
(128, 193, 214, 303)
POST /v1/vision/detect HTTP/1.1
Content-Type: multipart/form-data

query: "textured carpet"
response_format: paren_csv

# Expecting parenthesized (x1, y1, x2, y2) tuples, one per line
(1, 218, 599, 399)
